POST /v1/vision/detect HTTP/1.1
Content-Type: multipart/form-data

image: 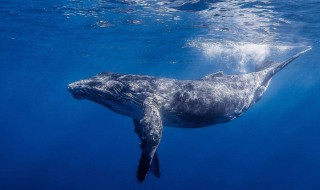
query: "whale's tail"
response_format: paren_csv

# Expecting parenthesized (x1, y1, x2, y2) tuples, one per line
(260, 47, 312, 82)
(271, 47, 311, 75)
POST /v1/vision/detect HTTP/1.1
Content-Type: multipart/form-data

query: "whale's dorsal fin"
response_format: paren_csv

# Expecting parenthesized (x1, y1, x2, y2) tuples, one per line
(133, 97, 163, 182)
(202, 71, 224, 80)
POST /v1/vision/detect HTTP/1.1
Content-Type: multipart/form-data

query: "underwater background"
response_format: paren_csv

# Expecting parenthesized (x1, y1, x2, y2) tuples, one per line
(1, 0, 320, 189)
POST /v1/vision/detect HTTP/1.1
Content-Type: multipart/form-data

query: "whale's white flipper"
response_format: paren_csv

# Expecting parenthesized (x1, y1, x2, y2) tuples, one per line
(133, 97, 163, 182)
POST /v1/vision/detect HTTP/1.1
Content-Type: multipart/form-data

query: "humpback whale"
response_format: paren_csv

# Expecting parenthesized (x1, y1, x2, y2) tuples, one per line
(68, 48, 310, 182)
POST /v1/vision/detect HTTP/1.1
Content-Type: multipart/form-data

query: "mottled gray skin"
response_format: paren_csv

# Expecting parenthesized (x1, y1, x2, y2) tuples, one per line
(67, 49, 310, 182)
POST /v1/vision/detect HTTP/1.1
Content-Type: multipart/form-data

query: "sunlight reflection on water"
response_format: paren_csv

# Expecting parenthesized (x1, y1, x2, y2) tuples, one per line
(59, 0, 311, 73)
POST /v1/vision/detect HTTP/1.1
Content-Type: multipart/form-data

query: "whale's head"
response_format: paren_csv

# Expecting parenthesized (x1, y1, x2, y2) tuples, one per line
(67, 72, 129, 111)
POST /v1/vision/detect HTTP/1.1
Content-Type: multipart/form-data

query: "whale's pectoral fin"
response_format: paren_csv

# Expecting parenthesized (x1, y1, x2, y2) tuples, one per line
(133, 120, 161, 179)
(133, 98, 163, 182)
(150, 152, 160, 178)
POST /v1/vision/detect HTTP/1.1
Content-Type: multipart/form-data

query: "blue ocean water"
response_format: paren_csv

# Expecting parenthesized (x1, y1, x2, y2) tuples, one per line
(1, 0, 320, 189)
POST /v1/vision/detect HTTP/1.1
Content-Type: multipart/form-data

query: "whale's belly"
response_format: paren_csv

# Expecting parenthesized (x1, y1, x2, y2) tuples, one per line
(162, 111, 235, 128)
(161, 94, 247, 128)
